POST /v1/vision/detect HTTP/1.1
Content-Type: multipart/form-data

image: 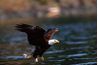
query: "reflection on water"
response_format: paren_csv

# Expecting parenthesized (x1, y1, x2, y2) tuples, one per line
(0, 19, 96, 65)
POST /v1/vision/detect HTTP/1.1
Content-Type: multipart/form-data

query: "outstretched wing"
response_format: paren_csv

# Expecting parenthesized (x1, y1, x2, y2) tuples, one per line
(44, 28, 59, 41)
(15, 24, 33, 32)
(15, 24, 45, 35)
(15, 24, 46, 45)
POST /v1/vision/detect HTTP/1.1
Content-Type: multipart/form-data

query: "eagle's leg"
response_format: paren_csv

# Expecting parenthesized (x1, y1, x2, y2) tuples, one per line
(32, 47, 41, 62)
(35, 57, 39, 62)
(32, 55, 44, 62)
(32, 47, 46, 62)
(32, 56, 44, 62)
(37, 47, 49, 61)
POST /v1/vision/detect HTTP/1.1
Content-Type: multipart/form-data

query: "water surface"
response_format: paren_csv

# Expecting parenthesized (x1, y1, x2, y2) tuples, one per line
(0, 18, 97, 65)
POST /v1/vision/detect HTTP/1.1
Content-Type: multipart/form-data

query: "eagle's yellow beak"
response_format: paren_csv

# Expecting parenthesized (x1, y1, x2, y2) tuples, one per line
(54, 40, 60, 45)
(56, 40, 60, 44)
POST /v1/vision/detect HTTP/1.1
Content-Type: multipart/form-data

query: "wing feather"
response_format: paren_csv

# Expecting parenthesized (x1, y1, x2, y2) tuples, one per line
(44, 28, 59, 41)
(15, 24, 46, 46)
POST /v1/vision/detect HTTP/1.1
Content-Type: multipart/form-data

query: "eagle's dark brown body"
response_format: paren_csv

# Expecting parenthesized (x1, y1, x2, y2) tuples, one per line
(15, 24, 59, 59)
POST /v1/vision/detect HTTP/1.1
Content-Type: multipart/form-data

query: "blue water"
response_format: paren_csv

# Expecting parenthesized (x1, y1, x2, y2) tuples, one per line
(0, 20, 97, 65)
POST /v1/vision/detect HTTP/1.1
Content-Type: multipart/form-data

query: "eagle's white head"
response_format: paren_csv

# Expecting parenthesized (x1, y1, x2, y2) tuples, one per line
(48, 39, 60, 45)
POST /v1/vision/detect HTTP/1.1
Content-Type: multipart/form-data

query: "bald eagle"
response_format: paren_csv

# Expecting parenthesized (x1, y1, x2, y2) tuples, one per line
(15, 24, 59, 62)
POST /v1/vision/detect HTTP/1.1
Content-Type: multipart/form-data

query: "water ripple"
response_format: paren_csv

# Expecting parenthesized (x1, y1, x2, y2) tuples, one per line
(72, 62, 97, 65)
(67, 53, 87, 58)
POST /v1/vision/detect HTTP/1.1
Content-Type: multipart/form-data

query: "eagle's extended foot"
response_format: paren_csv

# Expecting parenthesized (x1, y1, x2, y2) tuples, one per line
(34, 56, 44, 62)
(23, 53, 32, 59)
(23, 54, 44, 62)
